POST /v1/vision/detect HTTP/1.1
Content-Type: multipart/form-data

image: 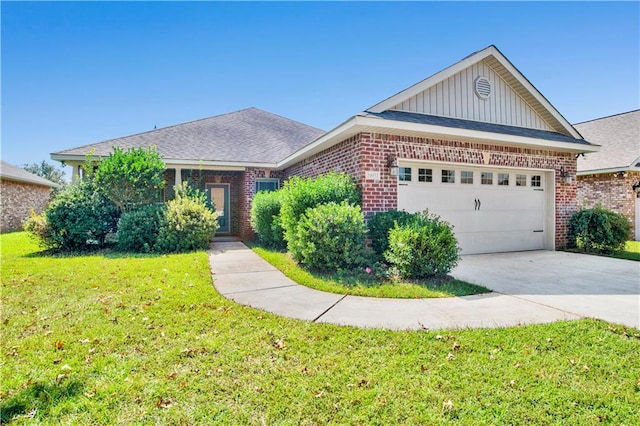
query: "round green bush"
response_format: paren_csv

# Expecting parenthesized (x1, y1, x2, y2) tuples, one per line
(250, 190, 286, 249)
(367, 210, 415, 257)
(43, 180, 120, 251)
(280, 172, 361, 251)
(155, 187, 219, 253)
(116, 204, 165, 253)
(291, 201, 367, 272)
(384, 212, 459, 279)
(568, 205, 630, 254)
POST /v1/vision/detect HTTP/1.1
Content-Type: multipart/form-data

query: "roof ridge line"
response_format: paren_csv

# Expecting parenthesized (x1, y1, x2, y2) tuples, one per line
(573, 109, 640, 125)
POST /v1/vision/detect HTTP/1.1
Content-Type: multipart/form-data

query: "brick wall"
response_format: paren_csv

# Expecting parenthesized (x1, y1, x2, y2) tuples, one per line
(283, 132, 579, 249)
(577, 171, 639, 238)
(0, 179, 53, 232)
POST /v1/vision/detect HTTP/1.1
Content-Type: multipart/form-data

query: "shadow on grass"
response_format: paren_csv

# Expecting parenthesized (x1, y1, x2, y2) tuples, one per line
(0, 379, 84, 423)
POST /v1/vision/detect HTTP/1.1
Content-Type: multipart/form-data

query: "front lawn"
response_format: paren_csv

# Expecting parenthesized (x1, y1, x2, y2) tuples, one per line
(2, 232, 639, 424)
(614, 241, 640, 261)
(252, 246, 489, 298)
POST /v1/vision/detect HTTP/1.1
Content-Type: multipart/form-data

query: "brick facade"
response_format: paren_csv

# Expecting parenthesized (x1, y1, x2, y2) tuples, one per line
(0, 179, 53, 232)
(577, 171, 639, 238)
(284, 132, 579, 248)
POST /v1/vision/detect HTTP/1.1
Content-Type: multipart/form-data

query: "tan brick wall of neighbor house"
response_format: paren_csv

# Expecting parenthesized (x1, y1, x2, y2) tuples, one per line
(577, 171, 639, 238)
(0, 179, 53, 232)
(284, 132, 579, 248)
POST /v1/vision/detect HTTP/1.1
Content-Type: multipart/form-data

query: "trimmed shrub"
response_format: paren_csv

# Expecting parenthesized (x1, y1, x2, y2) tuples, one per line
(93, 146, 166, 213)
(280, 172, 361, 250)
(291, 202, 367, 271)
(39, 181, 119, 250)
(367, 210, 415, 257)
(23, 209, 55, 249)
(568, 205, 630, 254)
(116, 204, 165, 253)
(384, 211, 459, 279)
(155, 184, 219, 253)
(250, 190, 286, 249)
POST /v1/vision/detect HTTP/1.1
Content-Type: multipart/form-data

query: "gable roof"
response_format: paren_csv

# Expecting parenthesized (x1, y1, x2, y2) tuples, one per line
(575, 110, 640, 175)
(367, 45, 582, 139)
(51, 108, 325, 167)
(0, 161, 60, 187)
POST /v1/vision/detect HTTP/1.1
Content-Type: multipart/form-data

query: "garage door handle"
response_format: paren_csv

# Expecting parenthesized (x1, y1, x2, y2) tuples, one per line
(474, 199, 481, 211)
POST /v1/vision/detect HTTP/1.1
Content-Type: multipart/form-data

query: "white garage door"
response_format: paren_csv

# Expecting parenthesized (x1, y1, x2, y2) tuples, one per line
(397, 163, 547, 255)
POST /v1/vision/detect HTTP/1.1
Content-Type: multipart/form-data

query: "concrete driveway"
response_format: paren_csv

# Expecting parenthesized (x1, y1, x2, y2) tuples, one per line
(452, 250, 640, 328)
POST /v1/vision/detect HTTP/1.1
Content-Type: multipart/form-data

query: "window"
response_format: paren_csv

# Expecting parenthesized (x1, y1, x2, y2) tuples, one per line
(498, 173, 510, 186)
(461, 171, 474, 184)
(531, 175, 542, 187)
(481, 172, 493, 185)
(441, 170, 455, 183)
(398, 167, 412, 182)
(255, 178, 280, 193)
(418, 168, 432, 183)
(516, 174, 527, 187)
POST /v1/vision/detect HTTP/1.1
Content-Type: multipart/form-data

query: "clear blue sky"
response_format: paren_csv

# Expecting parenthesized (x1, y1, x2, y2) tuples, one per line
(2, 1, 639, 173)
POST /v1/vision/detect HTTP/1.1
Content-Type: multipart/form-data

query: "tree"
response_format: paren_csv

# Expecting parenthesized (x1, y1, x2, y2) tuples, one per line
(22, 161, 66, 186)
(93, 147, 166, 213)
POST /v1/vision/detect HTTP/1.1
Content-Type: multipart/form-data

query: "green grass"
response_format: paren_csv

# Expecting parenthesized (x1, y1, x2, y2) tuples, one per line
(252, 246, 489, 298)
(2, 232, 639, 424)
(612, 241, 640, 261)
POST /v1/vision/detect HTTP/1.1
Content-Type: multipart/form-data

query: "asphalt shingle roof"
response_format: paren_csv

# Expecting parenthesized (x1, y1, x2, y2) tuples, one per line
(53, 108, 325, 164)
(574, 110, 640, 173)
(364, 110, 591, 145)
(0, 161, 60, 187)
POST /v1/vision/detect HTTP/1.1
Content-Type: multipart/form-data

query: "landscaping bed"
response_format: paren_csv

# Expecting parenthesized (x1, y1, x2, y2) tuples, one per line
(252, 245, 489, 298)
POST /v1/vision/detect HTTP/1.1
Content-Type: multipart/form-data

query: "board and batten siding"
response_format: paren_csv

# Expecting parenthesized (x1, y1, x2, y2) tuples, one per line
(391, 59, 554, 132)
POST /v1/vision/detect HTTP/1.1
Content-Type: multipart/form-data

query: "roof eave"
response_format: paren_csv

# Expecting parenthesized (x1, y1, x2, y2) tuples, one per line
(51, 153, 278, 170)
(577, 166, 640, 176)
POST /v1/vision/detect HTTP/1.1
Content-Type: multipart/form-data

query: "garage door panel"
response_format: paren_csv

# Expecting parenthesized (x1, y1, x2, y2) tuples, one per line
(397, 164, 548, 255)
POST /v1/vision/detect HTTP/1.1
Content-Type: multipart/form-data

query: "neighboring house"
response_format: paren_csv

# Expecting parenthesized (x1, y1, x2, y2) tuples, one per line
(52, 45, 599, 254)
(574, 110, 640, 241)
(0, 161, 60, 232)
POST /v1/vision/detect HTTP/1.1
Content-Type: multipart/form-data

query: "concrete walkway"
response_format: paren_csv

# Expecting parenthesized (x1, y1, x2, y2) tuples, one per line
(209, 242, 640, 330)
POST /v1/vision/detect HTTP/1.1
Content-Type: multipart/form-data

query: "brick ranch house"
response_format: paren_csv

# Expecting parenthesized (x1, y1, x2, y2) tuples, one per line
(574, 110, 640, 241)
(0, 160, 60, 232)
(52, 45, 599, 255)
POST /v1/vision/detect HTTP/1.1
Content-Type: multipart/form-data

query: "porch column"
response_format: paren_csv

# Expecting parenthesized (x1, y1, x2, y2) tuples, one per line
(174, 167, 182, 187)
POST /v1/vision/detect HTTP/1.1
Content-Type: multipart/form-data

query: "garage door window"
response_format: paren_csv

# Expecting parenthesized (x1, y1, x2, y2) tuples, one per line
(418, 168, 432, 182)
(531, 175, 541, 187)
(516, 174, 526, 187)
(481, 172, 493, 185)
(442, 170, 455, 183)
(461, 171, 474, 184)
(398, 167, 412, 182)
(498, 173, 510, 186)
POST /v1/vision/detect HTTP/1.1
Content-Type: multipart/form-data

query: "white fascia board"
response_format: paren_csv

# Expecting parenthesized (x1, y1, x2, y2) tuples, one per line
(577, 165, 640, 176)
(354, 115, 600, 153)
(368, 47, 495, 113)
(1, 175, 60, 188)
(51, 153, 274, 171)
(276, 116, 360, 169)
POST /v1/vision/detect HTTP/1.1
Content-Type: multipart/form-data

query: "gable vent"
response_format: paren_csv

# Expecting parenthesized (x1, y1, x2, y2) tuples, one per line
(474, 76, 492, 99)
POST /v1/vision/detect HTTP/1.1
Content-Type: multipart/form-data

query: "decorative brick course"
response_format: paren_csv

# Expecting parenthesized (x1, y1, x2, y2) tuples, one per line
(283, 132, 579, 249)
(0, 179, 53, 232)
(577, 171, 639, 238)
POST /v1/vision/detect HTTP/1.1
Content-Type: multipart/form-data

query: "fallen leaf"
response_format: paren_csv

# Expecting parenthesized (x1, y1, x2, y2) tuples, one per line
(60, 364, 72, 371)
(452, 342, 461, 351)
(179, 381, 187, 388)
(55, 340, 65, 350)
(135, 396, 142, 404)
(79, 338, 90, 344)
(56, 373, 70, 382)
(272, 339, 286, 350)
(156, 397, 173, 409)
(53, 358, 62, 365)
(254, 386, 263, 393)
(315, 390, 324, 398)
(514, 362, 522, 368)
(443, 400, 454, 410)
(167, 371, 178, 380)
(446, 353, 455, 361)
(509, 379, 516, 386)
(435, 335, 444, 340)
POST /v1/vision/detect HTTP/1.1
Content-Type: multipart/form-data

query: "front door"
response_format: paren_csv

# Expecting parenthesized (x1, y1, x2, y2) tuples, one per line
(207, 184, 230, 234)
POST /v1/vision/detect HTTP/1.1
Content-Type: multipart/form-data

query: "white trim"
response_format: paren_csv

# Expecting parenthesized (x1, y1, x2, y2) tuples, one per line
(577, 166, 640, 176)
(367, 45, 581, 139)
(50, 154, 267, 170)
